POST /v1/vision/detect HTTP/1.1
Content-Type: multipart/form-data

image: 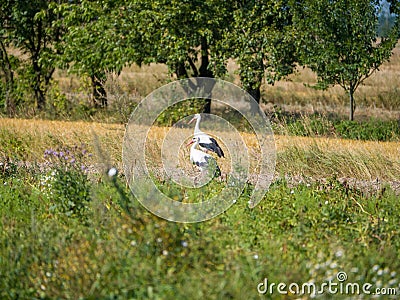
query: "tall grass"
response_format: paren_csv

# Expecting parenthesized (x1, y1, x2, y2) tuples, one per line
(1, 118, 399, 185)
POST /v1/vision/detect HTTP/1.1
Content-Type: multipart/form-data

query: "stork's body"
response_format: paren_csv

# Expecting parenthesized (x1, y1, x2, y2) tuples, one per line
(188, 114, 225, 158)
(187, 137, 221, 177)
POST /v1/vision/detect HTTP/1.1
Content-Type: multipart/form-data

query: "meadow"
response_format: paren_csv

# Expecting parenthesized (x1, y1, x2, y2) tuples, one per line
(1, 43, 400, 299)
(1, 115, 399, 299)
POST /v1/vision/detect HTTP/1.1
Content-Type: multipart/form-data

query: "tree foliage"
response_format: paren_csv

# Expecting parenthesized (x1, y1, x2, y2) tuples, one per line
(219, 0, 296, 104)
(123, 0, 234, 113)
(54, 0, 137, 107)
(1, 0, 399, 117)
(0, 0, 66, 111)
(292, 0, 400, 120)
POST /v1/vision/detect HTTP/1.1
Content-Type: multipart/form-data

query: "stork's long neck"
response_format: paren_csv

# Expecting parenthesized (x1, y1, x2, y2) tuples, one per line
(194, 117, 201, 134)
(191, 139, 199, 152)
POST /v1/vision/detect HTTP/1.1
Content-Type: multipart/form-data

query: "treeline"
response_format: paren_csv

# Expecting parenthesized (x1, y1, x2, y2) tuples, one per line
(1, 0, 399, 120)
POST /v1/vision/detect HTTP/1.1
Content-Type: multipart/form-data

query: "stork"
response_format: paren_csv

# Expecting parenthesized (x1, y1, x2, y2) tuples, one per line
(186, 137, 221, 177)
(188, 113, 225, 158)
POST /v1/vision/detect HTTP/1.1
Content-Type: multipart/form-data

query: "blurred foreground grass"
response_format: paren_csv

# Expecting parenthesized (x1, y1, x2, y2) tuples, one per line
(1, 163, 399, 299)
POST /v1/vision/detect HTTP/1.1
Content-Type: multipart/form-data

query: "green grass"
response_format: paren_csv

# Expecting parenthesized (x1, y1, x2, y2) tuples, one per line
(271, 112, 400, 142)
(1, 116, 399, 299)
(1, 159, 399, 299)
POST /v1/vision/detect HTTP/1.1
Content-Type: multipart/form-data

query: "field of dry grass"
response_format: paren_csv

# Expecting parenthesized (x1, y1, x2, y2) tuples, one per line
(2, 118, 399, 190)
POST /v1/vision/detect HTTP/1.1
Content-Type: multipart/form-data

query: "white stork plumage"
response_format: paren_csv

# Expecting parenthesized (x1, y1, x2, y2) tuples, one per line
(186, 137, 221, 177)
(188, 113, 225, 158)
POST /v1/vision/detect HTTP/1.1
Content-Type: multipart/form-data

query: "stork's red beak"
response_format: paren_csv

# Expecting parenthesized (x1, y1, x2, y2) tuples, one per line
(188, 116, 196, 124)
(186, 139, 195, 147)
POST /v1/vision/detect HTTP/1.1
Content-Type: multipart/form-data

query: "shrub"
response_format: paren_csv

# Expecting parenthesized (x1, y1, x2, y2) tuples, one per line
(41, 145, 92, 220)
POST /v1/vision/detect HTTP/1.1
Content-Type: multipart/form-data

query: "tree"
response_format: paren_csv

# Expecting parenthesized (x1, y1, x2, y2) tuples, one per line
(218, 0, 296, 105)
(54, 0, 136, 108)
(121, 0, 234, 113)
(0, 0, 17, 115)
(0, 0, 65, 110)
(292, 0, 400, 120)
(56, 0, 231, 110)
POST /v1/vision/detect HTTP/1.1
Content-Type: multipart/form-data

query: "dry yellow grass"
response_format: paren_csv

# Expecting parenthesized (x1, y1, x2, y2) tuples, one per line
(1, 118, 399, 182)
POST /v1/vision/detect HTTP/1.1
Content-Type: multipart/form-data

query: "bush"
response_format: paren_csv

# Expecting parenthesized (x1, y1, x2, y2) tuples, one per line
(41, 145, 92, 220)
(334, 119, 400, 141)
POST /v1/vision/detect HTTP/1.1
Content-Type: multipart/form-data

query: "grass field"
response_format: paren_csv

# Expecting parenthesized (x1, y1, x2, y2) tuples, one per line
(0, 40, 399, 300)
(1, 116, 400, 299)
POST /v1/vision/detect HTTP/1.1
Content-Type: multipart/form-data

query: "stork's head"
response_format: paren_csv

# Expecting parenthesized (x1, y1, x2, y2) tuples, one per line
(186, 137, 200, 147)
(188, 113, 201, 124)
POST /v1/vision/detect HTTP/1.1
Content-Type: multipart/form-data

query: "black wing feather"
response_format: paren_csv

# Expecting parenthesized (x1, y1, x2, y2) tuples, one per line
(199, 138, 225, 158)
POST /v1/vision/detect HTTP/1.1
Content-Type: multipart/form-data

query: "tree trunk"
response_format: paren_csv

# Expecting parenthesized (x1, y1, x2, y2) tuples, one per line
(176, 61, 188, 79)
(0, 41, 16, 116)
(35, 87, 46, 110)
(248, 85, 261, 115)
(91, 74, 107, 108)
(199, 37, 213, 114)
(349, 87, 355, 121)
(31, 56, 54, 110)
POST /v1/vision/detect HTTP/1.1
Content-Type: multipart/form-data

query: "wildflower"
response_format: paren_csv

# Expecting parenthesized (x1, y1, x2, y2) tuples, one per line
(253, 254, 259, 260)
(108, 167, 117, 177)
(157, 238, 162, 243)
(181, 241, 188, 248)
(130, 240, 137, 246)
(335, 250, 344, 257)
(162, 250, 168, 256)
(351, 267, 359, 273)
(290, 190, 294, 194)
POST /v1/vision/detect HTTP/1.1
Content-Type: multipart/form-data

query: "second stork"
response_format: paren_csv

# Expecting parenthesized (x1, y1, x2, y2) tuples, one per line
(188, 113, 224, 158)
